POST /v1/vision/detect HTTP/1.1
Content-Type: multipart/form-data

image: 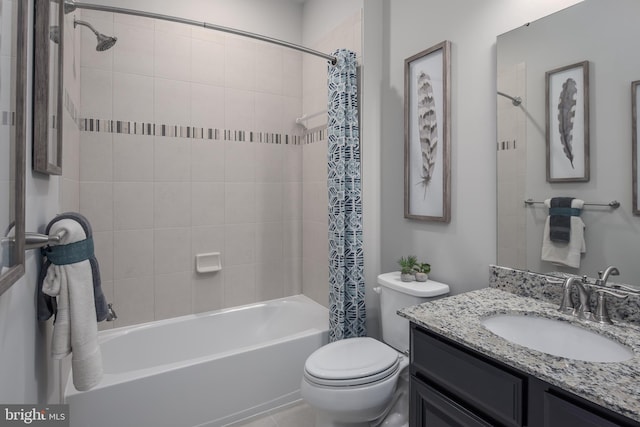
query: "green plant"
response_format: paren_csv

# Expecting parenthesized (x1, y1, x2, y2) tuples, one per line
(398, 255, 418, 274)
(415, 262, 431, 274)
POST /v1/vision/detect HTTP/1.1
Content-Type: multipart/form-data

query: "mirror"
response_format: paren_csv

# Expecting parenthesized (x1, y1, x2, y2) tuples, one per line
(497, 0, 640, 286)
(0, 0, 27, 295)
(33, 0, 63, 175)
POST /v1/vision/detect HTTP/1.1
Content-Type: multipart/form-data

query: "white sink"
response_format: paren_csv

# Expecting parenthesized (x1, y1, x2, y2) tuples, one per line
(481, 314, 634, 363)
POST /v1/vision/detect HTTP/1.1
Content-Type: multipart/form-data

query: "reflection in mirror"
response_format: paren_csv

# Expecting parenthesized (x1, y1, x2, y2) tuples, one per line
(496, 0, 640, 287)
(33, 0, 63, 175)
(0, 0, 26, 295)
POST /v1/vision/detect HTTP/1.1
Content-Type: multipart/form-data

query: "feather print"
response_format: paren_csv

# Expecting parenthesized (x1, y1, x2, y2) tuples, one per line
(557, 78, 577, 168)
(416, 72, 438, 197)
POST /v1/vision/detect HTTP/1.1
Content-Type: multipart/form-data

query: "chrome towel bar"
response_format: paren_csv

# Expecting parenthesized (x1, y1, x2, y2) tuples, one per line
(524, 199, 620, 209)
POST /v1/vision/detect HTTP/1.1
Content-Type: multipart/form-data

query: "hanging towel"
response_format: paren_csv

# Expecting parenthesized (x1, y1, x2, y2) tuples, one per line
(38, 213, 109, 322)
(38, 212, 105, 391)
(541, 199, 586, 268)
(549, 197, 576, 242)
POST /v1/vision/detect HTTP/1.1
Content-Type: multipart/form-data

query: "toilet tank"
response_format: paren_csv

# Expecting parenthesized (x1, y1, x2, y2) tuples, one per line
(377, 272, 449, 354)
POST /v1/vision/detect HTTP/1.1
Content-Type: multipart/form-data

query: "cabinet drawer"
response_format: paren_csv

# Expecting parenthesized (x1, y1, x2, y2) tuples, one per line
(411, 326, 524, 427)
(411, 376, 493, 427)
(544, 392, 627, 427)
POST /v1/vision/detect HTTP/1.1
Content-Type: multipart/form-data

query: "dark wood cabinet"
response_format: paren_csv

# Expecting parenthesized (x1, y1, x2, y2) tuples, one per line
(410, 323, 640, 427)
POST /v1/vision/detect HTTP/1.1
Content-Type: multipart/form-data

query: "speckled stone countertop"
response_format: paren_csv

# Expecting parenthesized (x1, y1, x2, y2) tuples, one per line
(398, 286, 640, 422)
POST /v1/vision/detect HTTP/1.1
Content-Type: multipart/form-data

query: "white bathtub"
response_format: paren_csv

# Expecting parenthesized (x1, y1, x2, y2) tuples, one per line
(64, 294, 328, 427)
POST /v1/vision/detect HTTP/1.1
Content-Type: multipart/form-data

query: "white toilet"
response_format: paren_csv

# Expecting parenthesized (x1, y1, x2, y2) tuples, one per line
(301, 272, 450, 427)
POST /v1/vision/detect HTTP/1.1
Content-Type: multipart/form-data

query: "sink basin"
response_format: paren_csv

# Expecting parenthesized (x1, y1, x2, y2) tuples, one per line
(481, 314, 634, 363)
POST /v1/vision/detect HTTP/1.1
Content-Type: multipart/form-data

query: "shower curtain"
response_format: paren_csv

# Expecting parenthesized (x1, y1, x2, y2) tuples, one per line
(327, 49, 365, 342)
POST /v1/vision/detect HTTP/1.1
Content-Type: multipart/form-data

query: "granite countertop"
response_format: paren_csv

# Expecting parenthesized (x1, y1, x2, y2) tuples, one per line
(398, 287, 640, 422)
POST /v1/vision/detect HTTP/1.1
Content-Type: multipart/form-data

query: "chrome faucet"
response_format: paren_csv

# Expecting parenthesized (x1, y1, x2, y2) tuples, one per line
(596, 266, 620, 287)
(558, 276, 595, 321)
(559, 267, 638, 324)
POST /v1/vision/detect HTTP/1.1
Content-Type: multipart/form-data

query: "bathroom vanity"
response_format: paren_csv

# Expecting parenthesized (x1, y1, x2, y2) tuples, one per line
(399, 269, 640, 427)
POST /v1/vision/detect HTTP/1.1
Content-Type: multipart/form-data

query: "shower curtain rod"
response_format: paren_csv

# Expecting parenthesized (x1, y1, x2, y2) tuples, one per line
(64, 0, 338, 64)
(497, 91, 522, 106)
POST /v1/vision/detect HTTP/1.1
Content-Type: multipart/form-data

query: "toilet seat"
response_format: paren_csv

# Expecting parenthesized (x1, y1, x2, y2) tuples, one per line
(304, 337, 400, 387)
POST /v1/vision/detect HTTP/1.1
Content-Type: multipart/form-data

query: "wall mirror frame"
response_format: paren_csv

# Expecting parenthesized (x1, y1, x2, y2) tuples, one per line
(633, 80, 639, 216)
(496, 0, 640, 286)
(33, 0, 63, 175)
(0, 0, 28, 296)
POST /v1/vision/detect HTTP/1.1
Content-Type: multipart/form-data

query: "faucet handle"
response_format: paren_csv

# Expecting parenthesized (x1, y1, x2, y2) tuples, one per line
(593, 288, 628, 324)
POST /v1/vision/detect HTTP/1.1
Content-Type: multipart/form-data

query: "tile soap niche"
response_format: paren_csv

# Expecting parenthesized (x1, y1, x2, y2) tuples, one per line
(196, 252, 222, 273)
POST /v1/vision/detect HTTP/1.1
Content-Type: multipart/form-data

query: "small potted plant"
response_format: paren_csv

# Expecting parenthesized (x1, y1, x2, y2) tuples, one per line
(414, 262, 431, 282)
(398, 255, 418, 282)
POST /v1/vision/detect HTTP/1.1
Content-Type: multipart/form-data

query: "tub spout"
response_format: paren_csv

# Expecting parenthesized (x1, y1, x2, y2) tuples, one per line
(106, 303, 117, 321)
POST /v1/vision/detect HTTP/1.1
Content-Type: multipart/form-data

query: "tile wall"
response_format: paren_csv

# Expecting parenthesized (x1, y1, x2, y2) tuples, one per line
(60, 11, 82, 212)
(75, 8, 362, 327)
(77, 10, 303, 328)
(496, 63, 527, 269)
(301, 12, 362, 306)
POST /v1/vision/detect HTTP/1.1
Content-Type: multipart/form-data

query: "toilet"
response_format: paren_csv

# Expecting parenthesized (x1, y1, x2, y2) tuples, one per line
(301, 271, 450, 427)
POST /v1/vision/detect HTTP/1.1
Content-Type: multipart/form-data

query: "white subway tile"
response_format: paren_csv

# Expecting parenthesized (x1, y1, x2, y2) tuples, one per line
(113, 134, 154, 182)
(155, 272, 192, 320)
(80, 132, 113, 182)
(154, 182, 191, 228)
(79, 182, 113, 232)
(154, 228, 191, 275)
(113, 182, 154, 230)
(113, 229, 154, 279)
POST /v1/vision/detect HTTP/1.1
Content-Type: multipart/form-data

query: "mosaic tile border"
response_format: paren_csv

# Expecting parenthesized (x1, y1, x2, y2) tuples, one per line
(80, 117, 302, 145)
(78, 116, 329, 146)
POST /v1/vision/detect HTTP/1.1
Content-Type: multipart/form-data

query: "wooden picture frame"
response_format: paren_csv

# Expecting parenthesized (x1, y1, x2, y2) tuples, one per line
(33, 0, 63, 175)
(0, 0, 27, 295)
(404, 41, 451, 222)
(545, 61, 589, 182)
(633, 80, 640, 215)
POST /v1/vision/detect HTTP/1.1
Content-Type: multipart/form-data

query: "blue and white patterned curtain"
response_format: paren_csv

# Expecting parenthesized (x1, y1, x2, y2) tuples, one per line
(327, 49, 365, 342)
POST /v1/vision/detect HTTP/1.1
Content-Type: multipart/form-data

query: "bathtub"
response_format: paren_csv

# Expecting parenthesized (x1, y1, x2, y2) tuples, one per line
(64, 294, 328, 427)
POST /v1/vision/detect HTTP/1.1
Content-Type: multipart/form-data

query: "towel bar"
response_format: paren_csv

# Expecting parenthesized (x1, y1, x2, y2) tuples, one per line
(524, 199, 620, 209)
(0, 231, 64, 250)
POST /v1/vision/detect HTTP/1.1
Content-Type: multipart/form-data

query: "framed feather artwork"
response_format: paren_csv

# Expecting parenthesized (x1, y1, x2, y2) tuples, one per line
(404, 41, 451, 222)
(633, 80, 640, 215)
(545, 61, 590, 182)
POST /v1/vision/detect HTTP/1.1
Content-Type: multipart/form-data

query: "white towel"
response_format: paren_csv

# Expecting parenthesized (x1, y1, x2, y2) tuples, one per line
(541, 198, 586, 269)
(42, 219, 103, 391)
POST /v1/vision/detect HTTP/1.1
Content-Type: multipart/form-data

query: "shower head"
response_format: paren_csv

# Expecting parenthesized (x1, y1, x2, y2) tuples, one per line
(95, 33, 118, 51)
(74, 18, 117, 51)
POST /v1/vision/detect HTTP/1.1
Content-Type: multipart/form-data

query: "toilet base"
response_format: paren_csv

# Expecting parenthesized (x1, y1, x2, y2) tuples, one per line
(311, 370, 409, 427)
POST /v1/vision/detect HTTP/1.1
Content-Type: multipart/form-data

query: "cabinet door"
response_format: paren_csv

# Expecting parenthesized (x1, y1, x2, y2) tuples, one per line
(412, 326, 524, 426)
(410, 377, 492, 427)
(544, 392, 625, 427)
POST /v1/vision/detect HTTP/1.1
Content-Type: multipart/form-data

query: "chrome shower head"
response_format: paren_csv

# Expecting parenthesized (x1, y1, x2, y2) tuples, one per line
(96, 33, 118, 51)
(74, 18, 117, 51)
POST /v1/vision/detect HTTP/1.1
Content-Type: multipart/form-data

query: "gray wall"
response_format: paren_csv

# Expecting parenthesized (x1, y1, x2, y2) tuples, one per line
(0, 0, 62, 404)
(363, 0, 582, 296)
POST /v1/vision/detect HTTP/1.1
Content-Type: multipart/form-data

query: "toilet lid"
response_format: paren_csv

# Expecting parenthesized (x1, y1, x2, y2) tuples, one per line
(304, 337, 400, 386)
